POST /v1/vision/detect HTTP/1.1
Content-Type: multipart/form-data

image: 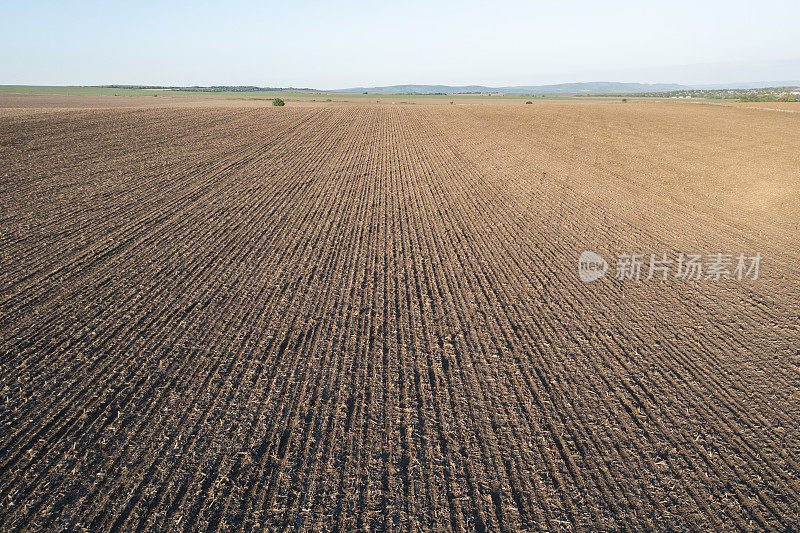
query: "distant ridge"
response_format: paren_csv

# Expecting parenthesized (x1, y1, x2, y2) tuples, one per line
(333, 82, 686, 94)
(332, 81, 800, 94)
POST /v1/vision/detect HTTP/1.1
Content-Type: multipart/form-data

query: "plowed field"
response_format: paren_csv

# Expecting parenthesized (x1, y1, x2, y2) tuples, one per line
(1, 100, 799, 531)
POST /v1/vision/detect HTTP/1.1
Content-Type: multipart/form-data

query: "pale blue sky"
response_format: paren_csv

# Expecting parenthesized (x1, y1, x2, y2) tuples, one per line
(2, 0, 798, 88)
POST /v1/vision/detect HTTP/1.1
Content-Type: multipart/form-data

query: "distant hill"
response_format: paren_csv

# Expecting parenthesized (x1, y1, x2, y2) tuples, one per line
(332, 82, 688, 94)
(691, 80, 800, 90)
(332, 81, 800, 94)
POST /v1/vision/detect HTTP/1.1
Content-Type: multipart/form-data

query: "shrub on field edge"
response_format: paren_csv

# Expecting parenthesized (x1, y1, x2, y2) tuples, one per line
(525, 101, 533, 104)
(273, 98, 285, 106)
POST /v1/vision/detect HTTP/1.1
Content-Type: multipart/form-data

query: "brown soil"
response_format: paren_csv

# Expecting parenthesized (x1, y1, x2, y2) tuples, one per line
(1, 100, 798, 531)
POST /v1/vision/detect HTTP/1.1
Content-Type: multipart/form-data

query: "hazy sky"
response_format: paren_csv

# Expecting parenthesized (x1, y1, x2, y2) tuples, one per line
(2, 0, 798, 88)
